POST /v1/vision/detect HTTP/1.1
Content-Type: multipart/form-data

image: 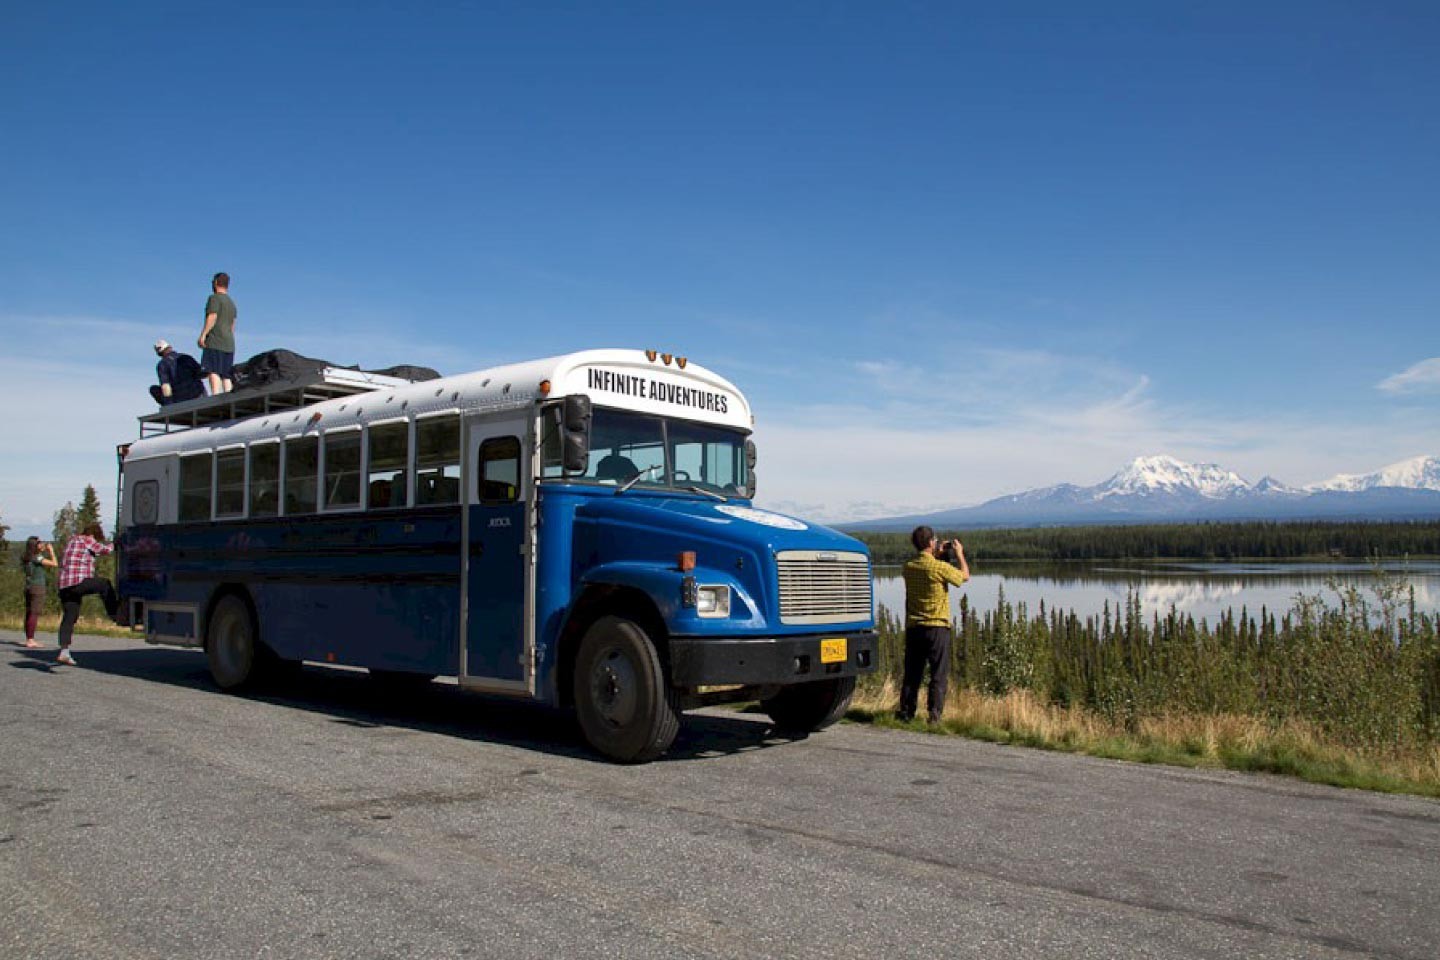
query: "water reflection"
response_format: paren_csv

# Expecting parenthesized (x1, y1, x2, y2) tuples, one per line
(872, 561, 1440, 624)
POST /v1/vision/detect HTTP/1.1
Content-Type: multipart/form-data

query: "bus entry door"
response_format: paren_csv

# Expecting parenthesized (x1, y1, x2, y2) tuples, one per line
(461, 419, 532, 693)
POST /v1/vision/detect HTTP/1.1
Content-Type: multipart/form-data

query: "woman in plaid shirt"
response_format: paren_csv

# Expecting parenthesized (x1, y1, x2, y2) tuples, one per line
(56, 523, 120, 666)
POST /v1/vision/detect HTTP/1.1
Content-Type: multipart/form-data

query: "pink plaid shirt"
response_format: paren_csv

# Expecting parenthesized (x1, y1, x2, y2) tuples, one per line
(59, 535, 113, 589)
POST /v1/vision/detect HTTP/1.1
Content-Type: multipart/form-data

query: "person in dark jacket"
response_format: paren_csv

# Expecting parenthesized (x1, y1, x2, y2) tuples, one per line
(150, 339, 206, 405)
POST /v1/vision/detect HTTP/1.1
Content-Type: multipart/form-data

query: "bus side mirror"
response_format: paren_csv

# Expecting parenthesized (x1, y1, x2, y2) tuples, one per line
(745, 470, 757, 498)
(563, 394, 592, 433)
(561, 395, 592, 473)
(562, 433, 589, 473)
(745, 439, 757, 470)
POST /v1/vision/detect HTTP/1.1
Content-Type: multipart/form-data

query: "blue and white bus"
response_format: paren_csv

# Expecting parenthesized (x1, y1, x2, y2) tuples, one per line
(116, 349, 877, 761)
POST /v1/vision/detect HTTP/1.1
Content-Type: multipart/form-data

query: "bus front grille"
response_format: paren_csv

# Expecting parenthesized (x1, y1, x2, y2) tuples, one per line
(775, 550, 873, 625)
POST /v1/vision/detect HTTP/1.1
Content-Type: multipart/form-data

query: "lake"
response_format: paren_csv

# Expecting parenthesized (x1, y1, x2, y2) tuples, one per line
(872, 560, 1440, 624)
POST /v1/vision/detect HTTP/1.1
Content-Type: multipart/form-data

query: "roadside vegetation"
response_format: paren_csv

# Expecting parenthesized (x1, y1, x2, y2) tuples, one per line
(856, 519, 1440, 562)
(0, 486, 126, 637)
(855, 577, 1440, 797)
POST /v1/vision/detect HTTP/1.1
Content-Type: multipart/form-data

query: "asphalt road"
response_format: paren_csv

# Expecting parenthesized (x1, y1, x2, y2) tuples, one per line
(2, 631, 1437, 960)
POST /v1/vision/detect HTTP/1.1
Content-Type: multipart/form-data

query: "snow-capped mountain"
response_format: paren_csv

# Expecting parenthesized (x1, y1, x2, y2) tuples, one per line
(1251, 476, 1300, 496)
(1093, 455, 1250, 500)
(1306, 456, 1440, 494)
(846, 453, 1440, 531)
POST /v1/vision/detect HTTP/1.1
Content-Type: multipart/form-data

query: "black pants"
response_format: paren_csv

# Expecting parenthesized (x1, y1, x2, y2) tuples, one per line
(150, 384, 204, 405)
(58, 578, 119, 648)
(899, 625, 952, 722)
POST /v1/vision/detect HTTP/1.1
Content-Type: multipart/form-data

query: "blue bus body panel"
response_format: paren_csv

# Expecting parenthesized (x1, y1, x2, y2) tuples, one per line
(122, 484, 874, 705)
(532, 485, 874, 704)
(119, 510, 462, 674)
(466, 500, 526, 682)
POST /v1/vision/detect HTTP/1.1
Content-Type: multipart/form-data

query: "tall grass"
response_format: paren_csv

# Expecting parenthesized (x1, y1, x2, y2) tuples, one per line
(859, 575, 1440, 794)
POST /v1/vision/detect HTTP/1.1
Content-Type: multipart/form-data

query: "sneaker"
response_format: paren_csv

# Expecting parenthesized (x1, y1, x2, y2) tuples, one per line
(56, 649, 76, 666)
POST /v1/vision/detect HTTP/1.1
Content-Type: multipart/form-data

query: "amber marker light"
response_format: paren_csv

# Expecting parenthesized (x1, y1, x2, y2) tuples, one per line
(676, 356, 687, 369)
(646, 349, 658, 361)
(539, 379, 552, 396)
(678, 551, 697, 572)
(661, 353, 673, 365)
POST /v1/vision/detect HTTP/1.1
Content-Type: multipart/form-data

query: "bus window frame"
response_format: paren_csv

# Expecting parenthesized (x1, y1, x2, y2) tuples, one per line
(248, 438, 282, 519)
(366, 416, 412, 512)
(214, 443, 248, 519)
(414, 409, 462, 509)
(477, 435, 523, 505)
(177, 450, 215, 524)
(283, 434, 320, 517)
(321, 425, 365, 514)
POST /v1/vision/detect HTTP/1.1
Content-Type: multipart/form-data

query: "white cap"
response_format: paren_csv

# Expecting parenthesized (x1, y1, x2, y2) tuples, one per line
(154, 339, 170, 355)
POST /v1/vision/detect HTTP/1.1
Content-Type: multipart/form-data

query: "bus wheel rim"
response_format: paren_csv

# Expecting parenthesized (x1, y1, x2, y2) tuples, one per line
(590, 647, 639, 729)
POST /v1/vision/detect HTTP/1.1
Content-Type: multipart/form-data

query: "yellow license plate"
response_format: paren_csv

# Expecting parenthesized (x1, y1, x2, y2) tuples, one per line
(820, 638, 847, 664)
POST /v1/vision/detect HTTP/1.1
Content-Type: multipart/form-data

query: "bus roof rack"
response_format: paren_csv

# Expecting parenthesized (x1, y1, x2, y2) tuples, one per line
(138, 366, 416, 437)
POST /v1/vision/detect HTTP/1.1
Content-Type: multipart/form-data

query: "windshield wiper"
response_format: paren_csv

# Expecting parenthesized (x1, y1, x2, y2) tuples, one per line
(686, 485, 727, 502)
(617, 464, 662, 493)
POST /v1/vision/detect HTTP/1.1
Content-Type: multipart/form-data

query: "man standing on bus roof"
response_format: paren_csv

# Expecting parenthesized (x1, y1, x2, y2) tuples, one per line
(198, 271, 237, 395)
(898, 525, 970, 724)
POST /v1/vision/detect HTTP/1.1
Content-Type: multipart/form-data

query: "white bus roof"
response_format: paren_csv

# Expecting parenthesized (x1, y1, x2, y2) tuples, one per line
(125, 349, 753, 461)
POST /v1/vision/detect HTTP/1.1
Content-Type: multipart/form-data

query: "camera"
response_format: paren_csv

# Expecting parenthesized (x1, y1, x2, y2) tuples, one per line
(938, 540, 959, 564)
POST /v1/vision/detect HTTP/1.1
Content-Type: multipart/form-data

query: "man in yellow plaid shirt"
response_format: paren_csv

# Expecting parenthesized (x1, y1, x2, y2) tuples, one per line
(899, 525, 970, 723)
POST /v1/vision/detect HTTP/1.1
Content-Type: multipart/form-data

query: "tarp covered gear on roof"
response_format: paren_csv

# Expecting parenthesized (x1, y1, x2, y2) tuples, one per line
(232, 349, 441, 390)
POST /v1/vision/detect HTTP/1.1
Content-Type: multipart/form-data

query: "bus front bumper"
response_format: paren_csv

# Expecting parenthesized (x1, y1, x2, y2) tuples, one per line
(668, 631, 879, 687)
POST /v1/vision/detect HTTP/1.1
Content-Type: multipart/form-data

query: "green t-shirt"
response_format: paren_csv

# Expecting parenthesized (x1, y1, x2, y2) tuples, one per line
(23, 557, 48, 590)
(203, 292, 237, 353)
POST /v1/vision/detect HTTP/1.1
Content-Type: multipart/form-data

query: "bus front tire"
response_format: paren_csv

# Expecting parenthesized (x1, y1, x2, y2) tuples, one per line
(207, 594, 258, 690)
(763, 676, 856, 733)
(573, 615, 681, 763)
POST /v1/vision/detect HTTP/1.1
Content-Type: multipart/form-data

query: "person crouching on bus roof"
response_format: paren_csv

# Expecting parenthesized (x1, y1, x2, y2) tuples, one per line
(197, 271, 237, 395)
(150, 339, 206, 406)
(55, 523, 121, 666)
(898, 525, 970, 724)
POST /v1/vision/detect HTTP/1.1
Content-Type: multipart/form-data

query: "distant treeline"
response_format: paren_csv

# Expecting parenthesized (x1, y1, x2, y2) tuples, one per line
(856, 520, 1440, 563)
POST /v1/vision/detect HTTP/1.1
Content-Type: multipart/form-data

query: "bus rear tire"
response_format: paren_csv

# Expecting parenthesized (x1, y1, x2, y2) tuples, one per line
(763, 676, 856, 733)
(574, 615, 680, 763)
(207, 594, 258, 690)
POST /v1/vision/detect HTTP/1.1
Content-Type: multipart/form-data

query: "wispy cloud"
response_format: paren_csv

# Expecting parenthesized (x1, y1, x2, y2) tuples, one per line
(1378, 358, 1440, 396)
(754, 357, 1438, 521)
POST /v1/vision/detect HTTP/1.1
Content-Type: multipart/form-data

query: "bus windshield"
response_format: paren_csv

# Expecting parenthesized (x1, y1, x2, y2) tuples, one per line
(542, 407, 750, 496)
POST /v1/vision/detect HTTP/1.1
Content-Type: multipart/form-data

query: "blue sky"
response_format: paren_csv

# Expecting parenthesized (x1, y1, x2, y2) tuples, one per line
(2, 1, 1437, 534)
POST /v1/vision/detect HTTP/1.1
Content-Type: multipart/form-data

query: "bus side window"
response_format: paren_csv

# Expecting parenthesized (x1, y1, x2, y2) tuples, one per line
(178, 453, 212, 523)
(250, 443, 280, 518)
(368, 421, 409, 509)
(415, 415, 460, 506)
(478, 436, 521, 503)
(215, 449, 246, 518)
(323, 431, 362, 510)
(284, 436, 319, 515)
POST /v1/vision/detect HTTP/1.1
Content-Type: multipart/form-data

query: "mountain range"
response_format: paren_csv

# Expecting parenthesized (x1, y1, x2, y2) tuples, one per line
(844, 454, 1440, 531)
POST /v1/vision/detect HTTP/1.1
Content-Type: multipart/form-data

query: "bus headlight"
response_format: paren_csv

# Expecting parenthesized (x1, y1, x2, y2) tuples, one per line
(696, 585, 731, 618)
